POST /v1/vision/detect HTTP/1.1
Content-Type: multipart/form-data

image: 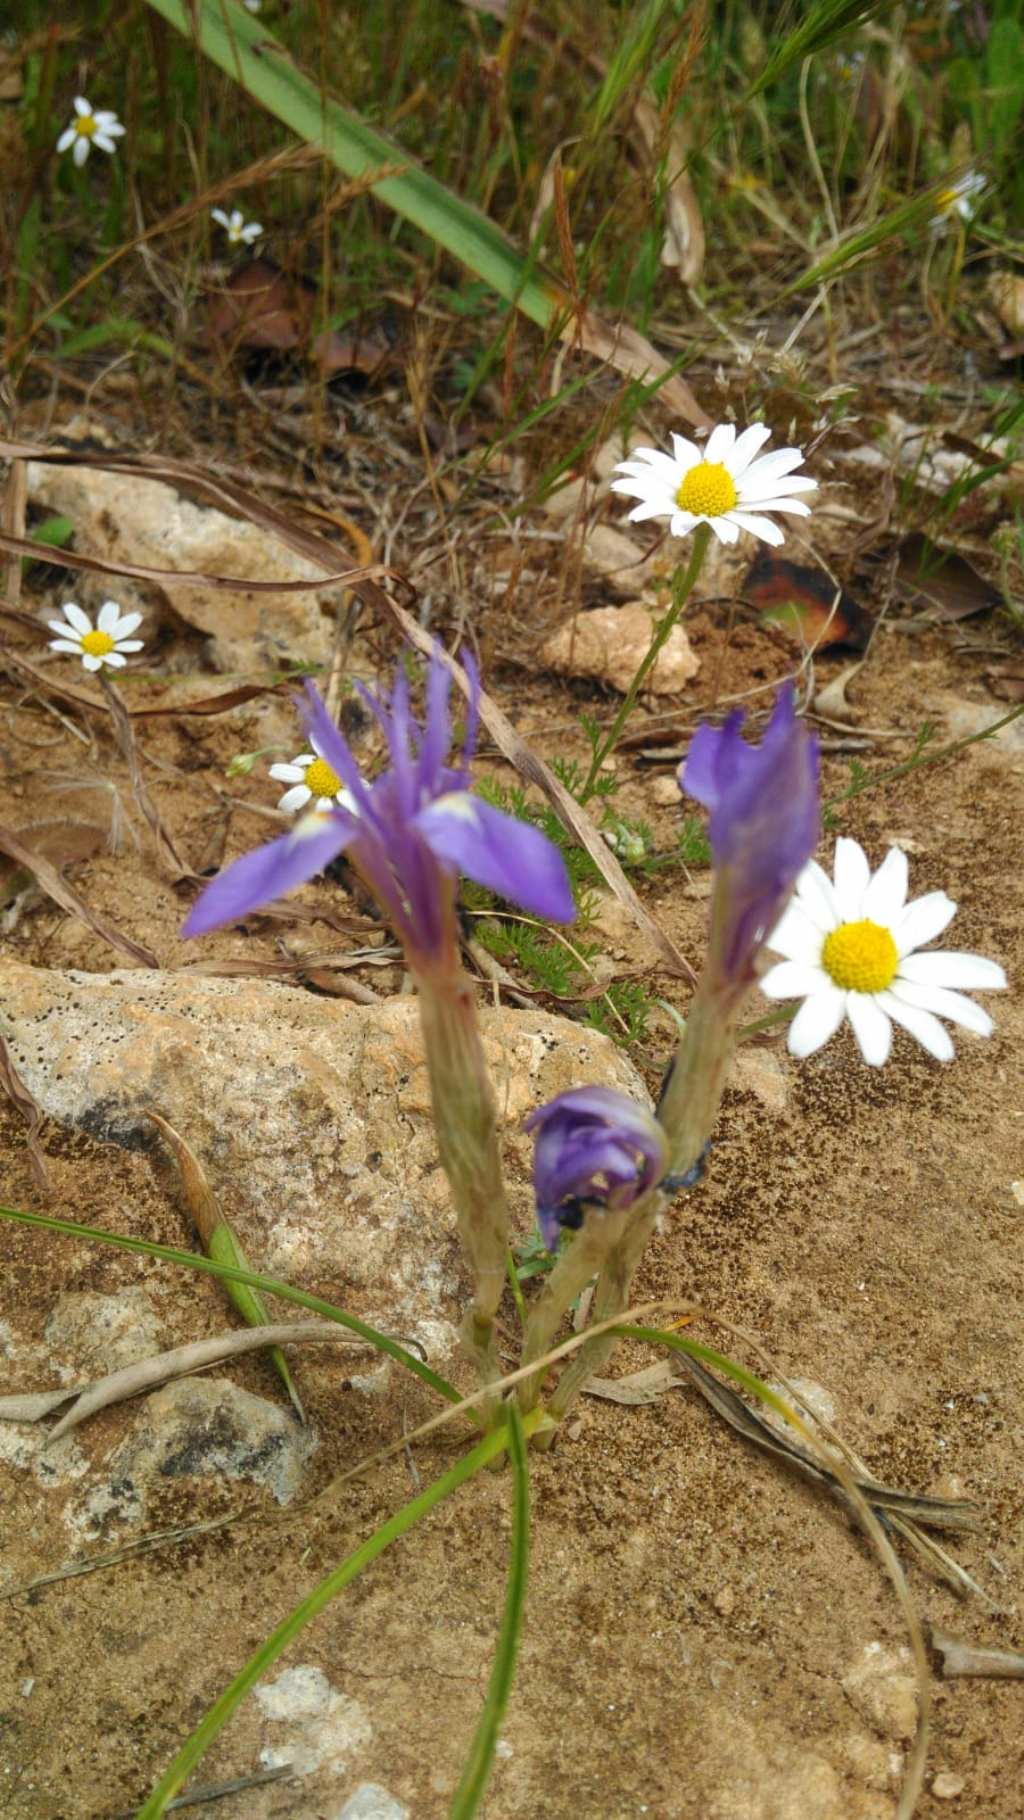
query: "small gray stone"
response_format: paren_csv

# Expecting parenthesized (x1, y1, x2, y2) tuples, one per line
(44, 1289, 164, 1374)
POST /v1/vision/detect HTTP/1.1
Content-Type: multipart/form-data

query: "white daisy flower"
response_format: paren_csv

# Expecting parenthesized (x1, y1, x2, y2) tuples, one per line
(211, 207, 263, 246)
(760, 836, 1007, 1066)
(931, 170, 986, 231)
(243, 0, 261, 11)
(56, 97, 125, 168)
(610, 422, 817, 549)
(47, 600, 144, 672)
(269, 740, 355, 814)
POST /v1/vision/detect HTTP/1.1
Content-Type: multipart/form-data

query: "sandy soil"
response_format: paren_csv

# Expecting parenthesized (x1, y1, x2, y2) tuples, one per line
(1, 459, 1023, 1820)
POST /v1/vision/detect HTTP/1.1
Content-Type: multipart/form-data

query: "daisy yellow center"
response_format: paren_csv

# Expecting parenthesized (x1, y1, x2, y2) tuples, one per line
(821, 919, 898, 994)
(75, 115, 98, 139)
(304, 757, 342, 800)
(676, 460, 738, 519)
(936, 188, 957, 212)
(80, 628, 115, 657)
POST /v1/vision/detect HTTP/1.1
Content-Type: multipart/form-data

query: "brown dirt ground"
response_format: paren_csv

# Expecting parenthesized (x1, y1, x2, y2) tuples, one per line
(1, 442, 1023, 1820)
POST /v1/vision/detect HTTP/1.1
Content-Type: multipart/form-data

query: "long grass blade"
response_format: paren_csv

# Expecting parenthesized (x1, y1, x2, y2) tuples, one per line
(747, 1, 892, 96)
(0, 1201, 461, 1409)
(449, 1403, 530, 1820)
(133, 1412, 545, 1820)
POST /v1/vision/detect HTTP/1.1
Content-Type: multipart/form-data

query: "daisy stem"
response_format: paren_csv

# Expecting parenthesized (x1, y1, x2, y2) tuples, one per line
(579, 522, 711, 804)
(99, 673, 187, 877)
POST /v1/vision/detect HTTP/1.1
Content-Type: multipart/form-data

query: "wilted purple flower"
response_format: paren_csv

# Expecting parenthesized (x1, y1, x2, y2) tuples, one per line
(523, 1086, 669, 1250)
(184, 648, 575, 959)
(680, 684, 819, 989)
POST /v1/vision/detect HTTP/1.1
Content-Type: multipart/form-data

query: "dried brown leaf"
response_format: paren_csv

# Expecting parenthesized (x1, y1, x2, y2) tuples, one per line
(0, 1032, 50, 1194)
(98, 674, 194, 878)
(3, 648, 292, 719)
(929, 1627, 1024, 1680)
(0, 822, 158, 967)
(634, 97, 705, 286)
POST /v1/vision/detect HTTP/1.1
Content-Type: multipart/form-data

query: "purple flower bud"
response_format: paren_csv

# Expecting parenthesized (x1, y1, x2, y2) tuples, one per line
(184, 647, 575, 955)
(680, 684, 819, 987)
(523, 1086, 669, 1250)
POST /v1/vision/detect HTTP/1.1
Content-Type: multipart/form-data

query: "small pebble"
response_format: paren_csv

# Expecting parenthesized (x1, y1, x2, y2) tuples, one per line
(1010, 1181, 1024, 1207)
(932, 1771, 966, 1800)
(713, 1586, 736, 1616)
(20, 1679, 34, 1698)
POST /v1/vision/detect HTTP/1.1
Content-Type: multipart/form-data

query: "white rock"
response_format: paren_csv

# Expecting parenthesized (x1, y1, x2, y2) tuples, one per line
(254, 1665, 372, 1775)
(542, 601, 699, 695)
(44, 1288, 165, 1374)
(932, 1771, 966, 1800)
(26, 452, 334, 672)
(841, 1641, 917, 1742)
(335, 1786, 410, 1820)
(0, 961, 647, 1352)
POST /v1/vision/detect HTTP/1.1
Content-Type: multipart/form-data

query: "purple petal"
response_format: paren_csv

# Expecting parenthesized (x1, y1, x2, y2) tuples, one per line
(415, 794, 575, 923)
(183, 815, 354, 935)
(523, 1086, 669, 1249)
(301, 683, 380, 829)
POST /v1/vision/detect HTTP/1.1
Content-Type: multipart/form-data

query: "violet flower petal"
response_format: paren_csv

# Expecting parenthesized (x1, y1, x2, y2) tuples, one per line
(416, 793, 575, 924)
(183, 815, 354, 936)
(523, 1085, 668, 1249)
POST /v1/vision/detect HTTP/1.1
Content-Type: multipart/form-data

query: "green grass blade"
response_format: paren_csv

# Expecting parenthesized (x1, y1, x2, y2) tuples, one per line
(206, 1220, 305, 1423)
(777, 182, 967, 298)
(141, 0, 565, 332)
(747, 1, 892, 96)
(617, 1325, 800, 1428)
(133, 1413, 545, 1820)
(449, 1403, 530, 1820)
(0, 1201, 461, 1408)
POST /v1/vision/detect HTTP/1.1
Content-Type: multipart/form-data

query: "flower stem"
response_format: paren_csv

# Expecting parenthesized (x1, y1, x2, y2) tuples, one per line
(538, 1197, 660, 1438)
(580, 521, 711, 803)
(655, 974, 737, 1181)
(415, 963, 511, 1399)
(517, 1206, 631, 1415)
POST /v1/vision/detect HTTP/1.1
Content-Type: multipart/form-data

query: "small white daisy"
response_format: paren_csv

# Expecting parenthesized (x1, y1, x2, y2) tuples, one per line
(931, 170, 986, 231)
(211, 207, 263, 246)
(760, 837, 1007, 1066)
(47, 600, 144, 672)
(269, 741, 355, 814)
(56, 97, 125, 168)
(243, 0, 262, 11)
(610, 422, 817, 549)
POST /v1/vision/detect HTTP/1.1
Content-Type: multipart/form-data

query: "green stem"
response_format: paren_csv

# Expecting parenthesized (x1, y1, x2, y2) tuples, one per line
(517, 1207, 631, 1414)
(540, 1198, 661, 1437)
(655, 974, 737, 1180)
(134, 1408, 549, 1820)
(580, 522, 711, 803)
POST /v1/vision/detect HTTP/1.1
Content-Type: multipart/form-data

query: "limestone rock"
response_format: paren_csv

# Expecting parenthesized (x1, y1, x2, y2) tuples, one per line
(841, 1641, 917, 1742)
(0, 960, 647, 1354)
(335, 1787, 410, 1820)
(44, 1288, 165, 1375)
(26, 455, 334, 672)
(70, 1377, 315, 1534)
(541, 601, 700, 695)
(254, 1665, 372, 1775)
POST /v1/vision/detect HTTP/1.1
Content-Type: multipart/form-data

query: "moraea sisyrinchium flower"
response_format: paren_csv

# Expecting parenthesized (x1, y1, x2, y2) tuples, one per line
(183, 647, 575, 958)
(681, 684, 819, 992)
(524, 1086, 669, 1250)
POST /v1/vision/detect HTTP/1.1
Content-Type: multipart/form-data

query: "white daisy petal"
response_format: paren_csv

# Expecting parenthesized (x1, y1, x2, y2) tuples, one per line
(704, 423, 735, 463)
(212, 209, 229, 229)
(861, 846, 908, 923)
(795, 859, 842, 932)
(74, 96, 92, 116)
(669, 512, 699, 537)
(670, 433, 701, 468)
(897, 951, 1007, 991)
(708, 516, 740, 544)
(82, 652, 104, 671)
(726, 423, 773, 475)
(832, 837, 871, 918)
(49, 638, 84, 655)
(73, 138, 90, 167)
(93, 133, 115, 154)
(877, 995, 954, 1062)
(61, 602, 92, 633)
(759, 960, 832, 1000)
(277, 784, 312, 813)
(893, 890, 957, 955)
(110, 611, 143, 638)
(736, 496, 813, 518)
(57, 127, 77, 152)
(269, 762, 307, 784)
(765, 898, 825, 962)
(97, 600, 121, 632)
(846, 992, 892, 1067)
(726, 512, 785, 545)
(740, 449, 809, 487)
(740, 475, 819, 502)
(626, 499, 673, 524)
(886, 979, 993, 1037)
(47, 618, 77, 637)
(113, 639, 144, 653)
(788, 987, 847, 1058)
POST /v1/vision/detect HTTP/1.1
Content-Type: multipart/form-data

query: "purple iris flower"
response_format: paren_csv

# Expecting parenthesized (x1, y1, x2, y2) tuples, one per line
(183, 648, 575, 957)
(680, 684, 819, 987)
(523, 1086, 669, 1249)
